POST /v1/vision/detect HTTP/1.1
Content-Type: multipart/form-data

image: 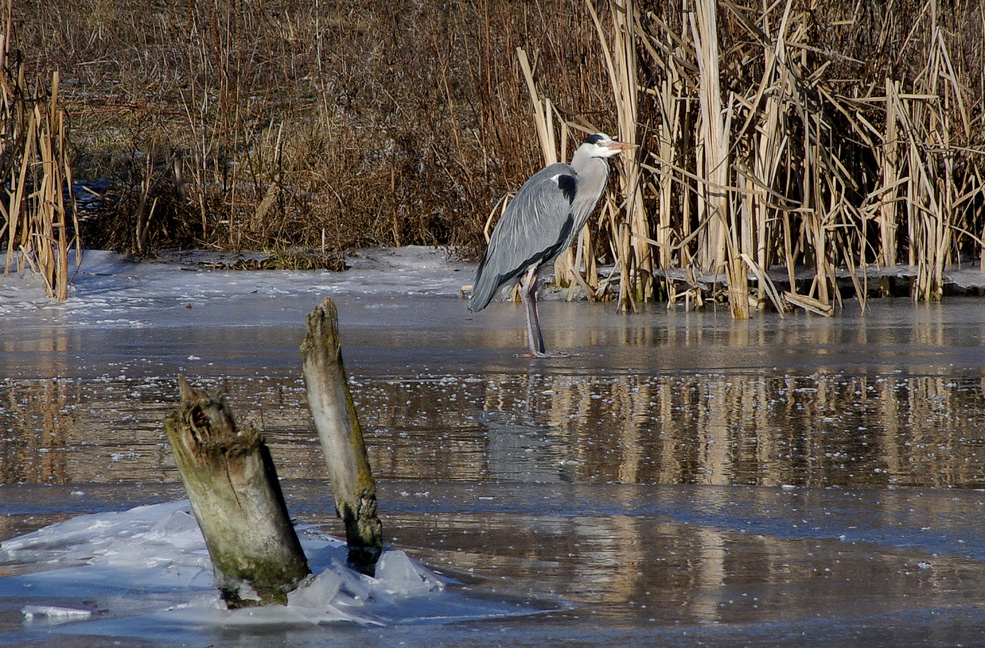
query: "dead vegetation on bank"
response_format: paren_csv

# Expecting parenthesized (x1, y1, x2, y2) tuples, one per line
(0, 4, 79, 300)
(1, 0, 983, 312)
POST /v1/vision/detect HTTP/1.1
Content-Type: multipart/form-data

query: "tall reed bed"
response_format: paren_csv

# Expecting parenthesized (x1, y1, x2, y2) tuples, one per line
(8, 0, 985, 313)
(0, 1, 79, 300)
(514, 1, 983, 314)
(590, 0, 985, 314)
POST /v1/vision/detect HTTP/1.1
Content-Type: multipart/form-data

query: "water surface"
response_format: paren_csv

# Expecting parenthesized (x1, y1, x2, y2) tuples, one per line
(3, 259, 985, 646)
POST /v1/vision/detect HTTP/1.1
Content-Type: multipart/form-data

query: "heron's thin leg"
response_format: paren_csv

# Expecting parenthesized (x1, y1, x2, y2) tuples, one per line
(520, 267, 546, 356)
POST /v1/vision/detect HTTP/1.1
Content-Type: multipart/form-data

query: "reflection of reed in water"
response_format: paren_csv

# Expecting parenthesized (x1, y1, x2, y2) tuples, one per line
(1, 380, 72, 482)
(458, 371, 985, 488)
(0, 378, 182, 484)
(380, 485, 985, 626)
(361, 370, 985, 488)
(2, 371, 985, 487)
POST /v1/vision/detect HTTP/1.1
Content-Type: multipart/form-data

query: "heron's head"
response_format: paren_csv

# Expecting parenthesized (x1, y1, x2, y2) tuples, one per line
(582, 133, 635, 158)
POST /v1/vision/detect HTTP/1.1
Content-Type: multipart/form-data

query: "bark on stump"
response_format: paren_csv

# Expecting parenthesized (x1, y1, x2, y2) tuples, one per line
(164, 376, 311, 608)
(301, 297, 384, 574)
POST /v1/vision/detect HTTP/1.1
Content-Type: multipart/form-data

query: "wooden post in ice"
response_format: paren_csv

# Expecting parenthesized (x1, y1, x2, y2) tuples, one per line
(164, 376, 311, 608)
(301, 297, 383, 574)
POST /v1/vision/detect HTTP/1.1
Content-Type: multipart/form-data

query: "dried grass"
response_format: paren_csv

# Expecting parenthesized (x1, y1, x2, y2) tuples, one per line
(1, 5, 80, 300)
(4, 0, 985, 311)
(616, 0, 985, 313)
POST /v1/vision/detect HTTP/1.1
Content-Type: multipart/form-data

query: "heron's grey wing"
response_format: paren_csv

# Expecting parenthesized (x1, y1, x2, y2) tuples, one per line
(469, 163, 578, 312)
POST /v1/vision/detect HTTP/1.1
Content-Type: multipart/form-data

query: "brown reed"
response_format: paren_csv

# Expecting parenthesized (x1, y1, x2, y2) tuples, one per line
(5, 0, 984, 312)
(614, 0, 985, 313)
(0, 4, 80, 300)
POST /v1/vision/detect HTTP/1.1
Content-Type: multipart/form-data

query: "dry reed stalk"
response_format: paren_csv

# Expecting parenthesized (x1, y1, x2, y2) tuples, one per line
(1, 12, 80, 301)
(896, 23, 967, 302)
(613, 0, 649, 307)
(634, 8, 693, 303)
(516, 48, 558, 168)
(587, 0, 652, 310)
(34, 77, 77, 301)
(690, 0, 727, 275)
(880, 78, 901, 268)
(749, 0, 794, 309)
(691, 0, 742, 316)
(2, 114, 30, 273)
(652, 60, 681, 276)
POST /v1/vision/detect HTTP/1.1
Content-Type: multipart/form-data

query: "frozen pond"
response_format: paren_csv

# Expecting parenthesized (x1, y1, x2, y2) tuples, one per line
(3, 248, 985, 646)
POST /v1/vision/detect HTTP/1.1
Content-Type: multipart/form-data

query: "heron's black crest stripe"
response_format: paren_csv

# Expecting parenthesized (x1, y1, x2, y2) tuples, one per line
(584, 133, 606, 145)
(557, 174, 576, 203)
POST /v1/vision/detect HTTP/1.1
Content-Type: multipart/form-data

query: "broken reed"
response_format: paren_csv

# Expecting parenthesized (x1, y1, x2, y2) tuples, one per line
(522, 0, 984, 316)
(0, 8, 80, 301)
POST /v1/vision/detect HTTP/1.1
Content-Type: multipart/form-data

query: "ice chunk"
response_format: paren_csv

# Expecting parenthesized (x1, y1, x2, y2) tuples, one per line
(23, 605, 92, 623)
(375, 549, 443, 597)
(287, 570, 343, 609)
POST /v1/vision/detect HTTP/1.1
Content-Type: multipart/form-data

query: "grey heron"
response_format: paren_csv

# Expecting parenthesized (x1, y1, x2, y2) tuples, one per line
(469, 132, 634, 357)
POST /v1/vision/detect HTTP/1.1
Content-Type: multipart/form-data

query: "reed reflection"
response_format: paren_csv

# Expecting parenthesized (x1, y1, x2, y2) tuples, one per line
(1, 370, 984, 488)
(366, 370, 985, 488)
(380, 485, 985, 627)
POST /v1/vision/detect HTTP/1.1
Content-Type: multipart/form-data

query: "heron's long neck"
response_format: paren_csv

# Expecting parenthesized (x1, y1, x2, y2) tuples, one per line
(570, 152, 611, 225)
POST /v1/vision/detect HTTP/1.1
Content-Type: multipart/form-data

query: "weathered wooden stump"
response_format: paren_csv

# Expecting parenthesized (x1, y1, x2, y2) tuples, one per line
(301, 297, 384, 574)
(164, 376, 311, 607)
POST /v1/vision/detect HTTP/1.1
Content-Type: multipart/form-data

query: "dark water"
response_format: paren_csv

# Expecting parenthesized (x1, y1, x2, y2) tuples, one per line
(3, 292, 985, 646)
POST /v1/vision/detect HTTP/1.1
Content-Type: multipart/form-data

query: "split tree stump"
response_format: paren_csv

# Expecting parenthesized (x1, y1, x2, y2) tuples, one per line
(301, 297, 384, 574)
(164, 376, 311, 607)
(164, 298, 383, 607)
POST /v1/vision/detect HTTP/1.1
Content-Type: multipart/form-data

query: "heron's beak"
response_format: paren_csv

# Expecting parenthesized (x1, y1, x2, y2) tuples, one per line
(605, 140, 636, 151)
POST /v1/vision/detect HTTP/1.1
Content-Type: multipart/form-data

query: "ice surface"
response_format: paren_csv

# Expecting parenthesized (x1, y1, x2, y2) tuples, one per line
(7, 248, 985, 647)
(0, 500, 540, 639)
(0, 247, 472, 318)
